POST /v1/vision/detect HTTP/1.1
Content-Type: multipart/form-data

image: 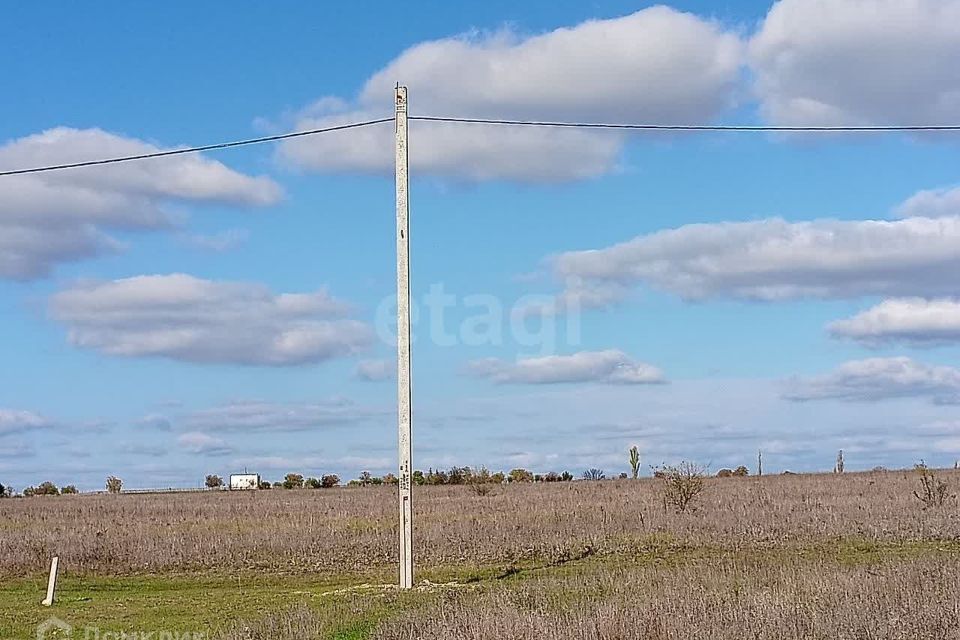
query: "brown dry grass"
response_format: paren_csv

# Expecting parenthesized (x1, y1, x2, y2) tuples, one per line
(1, 469, 957, 577)
(371, 555, 960, 640)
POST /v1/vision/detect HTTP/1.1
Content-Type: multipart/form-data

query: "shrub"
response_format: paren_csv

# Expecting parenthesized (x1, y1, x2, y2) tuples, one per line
(447, 467, 471, 485)
(105, 476, 123, 494)
(424, 469, 448, 485)
(0, 482, 9, 498)
(412, 470, 425, 485)
(35, 481, 59, 496)
(283, 473, 305, 490)
(491, 472, 507, 484)
(61, 485, 79, 495)
(733, 465, 749, 477)
(472, 467, 492, 483)
(914, 461, 949, 508)
(471, 483, 494, 497)
(304, 477, 322, 489)
(508, 469, 534, 483)
(382, 473, 398, 485)
(320, 474, 340, 488)
(258, 481, 272, 490)
(716, 469, 734, 478)
(582, 468, 605, 481)
(657, 462, 707, 513)
(205, 475, 224, 489)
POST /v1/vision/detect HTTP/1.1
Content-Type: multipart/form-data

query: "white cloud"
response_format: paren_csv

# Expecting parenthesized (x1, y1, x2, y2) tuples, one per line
(278, 7, 743, 182)
(548, 216, 960, 305)
(50, 274, 372, 366)
(355, 359, 395, 381)
(177, 432, 232, 456)
(179, 229, 250, 252)
(896, 186, 960, 219)
(229, 454, 392, 474)
(0, 441, 35, 458)
(183, 399, 383, 431)
(0, 127, 281, 279)
(0, 409, 52, 437)
(784, 357, 960, 404)
(751, 0, 960, 127)
(829, 298, 960, 346)
(117, 443, 169, 457)
(136, 414, 172, 431)
(467, 349, 665, 385)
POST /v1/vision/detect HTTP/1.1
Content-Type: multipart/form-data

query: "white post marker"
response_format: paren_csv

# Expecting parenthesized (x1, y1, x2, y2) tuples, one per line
(395, 85, 414, 590)
(41, 556, 59, 606)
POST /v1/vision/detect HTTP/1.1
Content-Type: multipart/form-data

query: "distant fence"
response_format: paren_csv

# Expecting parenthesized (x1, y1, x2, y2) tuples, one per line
(86, 486, 229, 496)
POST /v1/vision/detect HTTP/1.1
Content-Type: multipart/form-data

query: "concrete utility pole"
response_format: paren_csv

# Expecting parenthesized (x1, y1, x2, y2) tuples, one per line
(395, 85, 414, 590)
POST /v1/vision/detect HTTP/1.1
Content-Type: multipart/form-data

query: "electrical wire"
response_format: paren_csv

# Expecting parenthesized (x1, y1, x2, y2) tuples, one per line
(2, 113, 960, 178)
(410, 115, 960, 132)
(0, 117, 394, 177)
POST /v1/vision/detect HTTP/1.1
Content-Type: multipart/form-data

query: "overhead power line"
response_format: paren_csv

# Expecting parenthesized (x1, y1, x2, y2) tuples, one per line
(410, 115, 960, 132)
(0, 117, 394, 177)
(2, 114, 959, 178)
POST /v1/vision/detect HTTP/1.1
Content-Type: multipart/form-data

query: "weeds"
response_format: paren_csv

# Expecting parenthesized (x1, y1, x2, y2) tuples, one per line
(913, 461, 950, 508)
(4, 470, 960, 577)
(657, 462, 707, 513)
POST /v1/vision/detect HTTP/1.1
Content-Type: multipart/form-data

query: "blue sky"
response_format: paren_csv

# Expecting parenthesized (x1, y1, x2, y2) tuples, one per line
(3, 0, 960, 490)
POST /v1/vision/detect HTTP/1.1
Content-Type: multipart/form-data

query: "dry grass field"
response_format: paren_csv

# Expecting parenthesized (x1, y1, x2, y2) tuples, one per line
(3, 469, 960, 638)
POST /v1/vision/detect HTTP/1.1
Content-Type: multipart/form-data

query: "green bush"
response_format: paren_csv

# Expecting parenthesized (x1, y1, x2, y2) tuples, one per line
(35, 481, 60, 496)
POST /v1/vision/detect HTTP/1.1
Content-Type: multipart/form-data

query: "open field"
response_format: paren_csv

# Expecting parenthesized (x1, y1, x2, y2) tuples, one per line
(3, 470, 960, 638)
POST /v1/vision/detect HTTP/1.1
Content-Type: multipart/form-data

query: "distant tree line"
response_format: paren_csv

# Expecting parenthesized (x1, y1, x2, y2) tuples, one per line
(8, 481, 78, 497)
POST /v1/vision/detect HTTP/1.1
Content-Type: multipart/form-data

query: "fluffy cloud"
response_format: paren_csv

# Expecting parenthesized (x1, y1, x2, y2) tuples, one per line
(0, 409, 52, 437)
(50, 274, 372, 366)
(547, 216, 960, 305)
(177, 432, 232, 456)
(0, 128, 281, 279)
(784, 357, 960, 404)
(229, 454, 392, 473)
(182, 399, 383, 431)
(830, 298, 960, 346)
(278, 7, 742, 182)
(136, 414, 172, 431)
(467, 349, 665, 385)
(896, 186, 960, 219)
(751, 0, 960, 127)
(355, 359, 395, 381)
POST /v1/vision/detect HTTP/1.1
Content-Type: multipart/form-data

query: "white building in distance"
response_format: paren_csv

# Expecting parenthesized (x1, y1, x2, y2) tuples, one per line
(229, 473, 260, 490)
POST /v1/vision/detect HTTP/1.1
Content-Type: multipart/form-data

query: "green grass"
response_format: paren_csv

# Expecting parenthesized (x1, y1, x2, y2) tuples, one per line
(0, 571, 393, 639)
(4, 539, 959, 640)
